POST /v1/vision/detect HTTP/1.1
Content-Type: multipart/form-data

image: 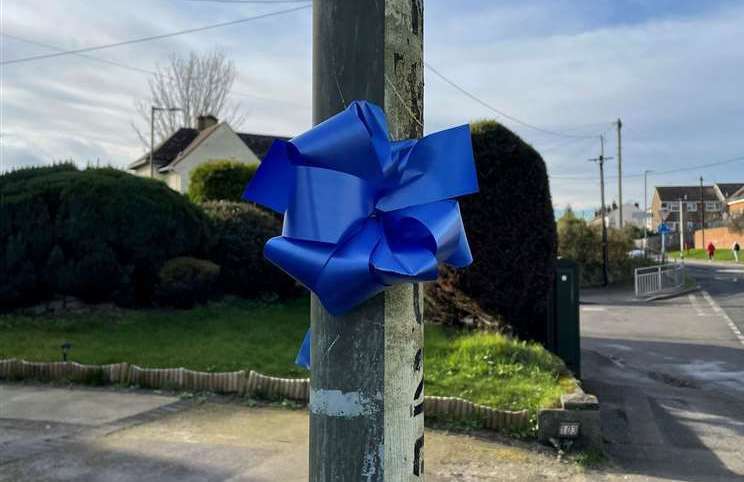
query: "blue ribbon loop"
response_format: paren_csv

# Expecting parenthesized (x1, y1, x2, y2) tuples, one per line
(243, 100, 478, 369)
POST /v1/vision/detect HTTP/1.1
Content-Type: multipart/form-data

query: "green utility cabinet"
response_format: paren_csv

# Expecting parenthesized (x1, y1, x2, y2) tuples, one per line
(548, 259, 581, 378)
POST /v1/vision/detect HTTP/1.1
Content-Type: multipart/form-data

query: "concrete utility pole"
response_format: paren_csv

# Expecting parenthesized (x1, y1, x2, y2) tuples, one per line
(679, 197, 685, 257)
(700, 176, 705, 248)
(311, 1, 424, 481)
(616, 118, 623, 228)
(643, 170, 651, 255)
(589, 135, 613, 287)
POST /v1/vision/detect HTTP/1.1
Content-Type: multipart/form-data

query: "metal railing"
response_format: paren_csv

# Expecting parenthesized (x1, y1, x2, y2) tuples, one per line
(634, 263, 685, 297)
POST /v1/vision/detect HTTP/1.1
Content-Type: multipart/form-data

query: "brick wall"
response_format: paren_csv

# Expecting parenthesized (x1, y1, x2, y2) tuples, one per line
(694, 226, 744, 249)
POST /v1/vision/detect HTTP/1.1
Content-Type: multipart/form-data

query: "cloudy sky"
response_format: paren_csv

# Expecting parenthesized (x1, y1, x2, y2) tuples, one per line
(2, 0, 744, 210)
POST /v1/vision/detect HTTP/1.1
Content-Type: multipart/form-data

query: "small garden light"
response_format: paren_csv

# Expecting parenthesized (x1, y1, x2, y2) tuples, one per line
(61, 342, 72, 362)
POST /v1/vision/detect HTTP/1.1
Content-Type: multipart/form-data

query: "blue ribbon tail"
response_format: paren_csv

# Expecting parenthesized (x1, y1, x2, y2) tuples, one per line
(295, 328, 311, 369)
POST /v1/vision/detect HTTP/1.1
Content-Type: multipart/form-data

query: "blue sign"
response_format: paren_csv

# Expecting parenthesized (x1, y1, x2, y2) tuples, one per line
(658, 223, 670, 234)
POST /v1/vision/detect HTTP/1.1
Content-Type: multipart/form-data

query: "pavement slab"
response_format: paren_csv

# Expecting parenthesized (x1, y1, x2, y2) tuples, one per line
(0, 383, 629, 481)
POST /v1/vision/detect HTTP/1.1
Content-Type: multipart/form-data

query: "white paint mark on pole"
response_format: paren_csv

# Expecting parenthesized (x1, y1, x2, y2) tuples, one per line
(309, 388, 382, 417)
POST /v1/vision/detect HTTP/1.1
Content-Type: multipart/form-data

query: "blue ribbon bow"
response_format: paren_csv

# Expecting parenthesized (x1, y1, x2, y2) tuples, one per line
(243, 100, 478, 368)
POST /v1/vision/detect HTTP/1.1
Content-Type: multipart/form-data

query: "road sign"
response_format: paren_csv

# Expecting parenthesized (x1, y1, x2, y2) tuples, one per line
(658, 223, 670, 234)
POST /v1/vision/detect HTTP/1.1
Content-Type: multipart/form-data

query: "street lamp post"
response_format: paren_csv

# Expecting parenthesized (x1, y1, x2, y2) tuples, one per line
(643, 170, 652, 256)
(150, 106, 182, 178)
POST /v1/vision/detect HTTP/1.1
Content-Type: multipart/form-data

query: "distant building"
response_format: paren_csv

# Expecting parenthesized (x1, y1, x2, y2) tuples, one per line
(726, 185, 744, 217)
(590, 202, 646, 229)
(129, 114, 288, 193)
(649, 183, 744, 233)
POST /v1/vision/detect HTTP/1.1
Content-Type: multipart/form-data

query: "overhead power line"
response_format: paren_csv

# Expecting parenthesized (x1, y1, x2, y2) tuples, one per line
(1, 33, 156, 75)
(424, 61, 602, 140)
(1, 4, 310, 66)
(550, 154, 744, 181)
(1, 33, 310, 108)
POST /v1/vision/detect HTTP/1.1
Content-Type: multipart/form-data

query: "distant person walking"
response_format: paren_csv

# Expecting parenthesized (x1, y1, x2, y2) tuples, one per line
(707, 242, 716, 261)
(734, 241, 741, 263)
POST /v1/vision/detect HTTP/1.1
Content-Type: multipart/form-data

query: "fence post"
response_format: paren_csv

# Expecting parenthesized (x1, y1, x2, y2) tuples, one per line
(658, 266, 662, 292)
(634, 268, 639, 297)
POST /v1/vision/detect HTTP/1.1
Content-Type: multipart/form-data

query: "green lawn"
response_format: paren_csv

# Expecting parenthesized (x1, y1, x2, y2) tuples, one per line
(668, 248, 740, 262)
(0, 297, 573, 415)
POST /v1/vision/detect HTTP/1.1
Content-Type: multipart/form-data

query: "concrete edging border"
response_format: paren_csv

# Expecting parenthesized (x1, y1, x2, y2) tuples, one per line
(0, 358, 530, 432)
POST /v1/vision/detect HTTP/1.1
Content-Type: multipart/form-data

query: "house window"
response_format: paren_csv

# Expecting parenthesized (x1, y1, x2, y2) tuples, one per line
(667, 222, 677, 231)
(661, 202, 669, 209)
(687, 221, 695, 230)
(670, 203, 679, 212)
(687, 202, 698, 211)
(705, 201, 719, 211)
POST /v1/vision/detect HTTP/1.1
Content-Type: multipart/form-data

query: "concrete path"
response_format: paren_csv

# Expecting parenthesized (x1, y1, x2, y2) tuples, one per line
(0, 382, 626, 481)
(581, 264, 744, 481)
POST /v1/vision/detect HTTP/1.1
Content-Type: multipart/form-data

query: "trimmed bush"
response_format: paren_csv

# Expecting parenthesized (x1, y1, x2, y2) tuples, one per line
(188, 160, 258, 203)
(0, 165, 211, 308)
(431, 121, 557, 342)
(155, 257, 220, 308)
(202, 201, 301, 300)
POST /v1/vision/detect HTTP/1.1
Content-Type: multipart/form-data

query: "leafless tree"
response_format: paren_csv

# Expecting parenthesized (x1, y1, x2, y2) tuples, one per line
(132, 50, 247, 148)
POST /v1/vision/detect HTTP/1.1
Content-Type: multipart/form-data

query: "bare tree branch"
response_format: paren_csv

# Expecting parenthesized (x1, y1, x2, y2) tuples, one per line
(132, 49, 246, 150)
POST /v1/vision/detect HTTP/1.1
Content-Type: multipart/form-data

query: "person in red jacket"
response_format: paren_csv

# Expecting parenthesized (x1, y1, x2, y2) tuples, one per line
(707, 241, 716, 261)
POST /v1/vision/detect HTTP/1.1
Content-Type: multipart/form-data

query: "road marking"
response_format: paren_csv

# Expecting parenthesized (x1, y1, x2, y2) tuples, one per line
(701, 290, 744, 347)
(688, 294, 708, 317)
(581, 306, 606, 312)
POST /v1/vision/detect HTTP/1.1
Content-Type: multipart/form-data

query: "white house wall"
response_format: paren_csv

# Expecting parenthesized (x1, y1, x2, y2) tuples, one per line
(168, 123, 259, 194)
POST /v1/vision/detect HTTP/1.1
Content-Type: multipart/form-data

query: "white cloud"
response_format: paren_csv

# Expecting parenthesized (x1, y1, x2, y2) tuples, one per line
(1, 0, 743, 209)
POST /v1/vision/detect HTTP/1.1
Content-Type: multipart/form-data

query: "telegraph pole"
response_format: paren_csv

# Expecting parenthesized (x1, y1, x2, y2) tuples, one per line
(616, 118, 623, 228)
(643, 170, 651, 255)
(700, 176, 705, 249)
(311, 1, 424, 480)
(679, 197, 686, 257)
(589, 135, 613, 287)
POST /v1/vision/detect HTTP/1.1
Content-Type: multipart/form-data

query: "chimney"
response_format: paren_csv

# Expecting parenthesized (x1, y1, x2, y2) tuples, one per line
(196, 114, 218, 131)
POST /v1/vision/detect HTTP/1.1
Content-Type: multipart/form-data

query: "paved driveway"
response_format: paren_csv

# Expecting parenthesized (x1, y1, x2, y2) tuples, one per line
(0, 383, 622, 481)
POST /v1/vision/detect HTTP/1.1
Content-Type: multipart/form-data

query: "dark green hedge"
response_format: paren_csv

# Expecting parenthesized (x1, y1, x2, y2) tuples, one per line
(1, 165, 211, 308)
(434, 121, 557, 342)
(202, 201, 301, 300)
(188, 160, 258, 203)
(155, 257, 221, 308)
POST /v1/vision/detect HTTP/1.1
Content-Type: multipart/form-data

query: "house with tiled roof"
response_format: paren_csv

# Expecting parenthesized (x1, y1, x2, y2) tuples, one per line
(726, 185, 744, 217)
(650, 185, 724, 233)
(650, 182, 744, 233)
(129, 115, 289, 193)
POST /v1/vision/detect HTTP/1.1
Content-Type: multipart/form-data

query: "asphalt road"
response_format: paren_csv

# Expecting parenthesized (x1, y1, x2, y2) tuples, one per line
(581, 262, 744, 481)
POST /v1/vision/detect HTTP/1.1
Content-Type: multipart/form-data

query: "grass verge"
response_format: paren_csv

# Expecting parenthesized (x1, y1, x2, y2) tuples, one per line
(668, 248, 740, 262)
(0, 297, 574, 417)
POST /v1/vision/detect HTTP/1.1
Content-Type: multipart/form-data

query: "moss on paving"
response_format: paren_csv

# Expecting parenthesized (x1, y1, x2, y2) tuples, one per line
(0, 297, 574, 414)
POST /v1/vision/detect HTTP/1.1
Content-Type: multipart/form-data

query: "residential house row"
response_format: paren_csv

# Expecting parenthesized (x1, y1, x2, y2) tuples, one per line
(650, 183, 744, 233)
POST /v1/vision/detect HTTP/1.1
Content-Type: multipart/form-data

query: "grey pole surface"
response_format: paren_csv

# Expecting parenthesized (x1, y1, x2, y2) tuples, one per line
(700, 176, 705, 248)
(643, 170, 647, 252)
(590, 135, 612, 287)
(617, 118, 623, 228)
(150, 106, 155, 179)
(310, 1, 424, 481)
